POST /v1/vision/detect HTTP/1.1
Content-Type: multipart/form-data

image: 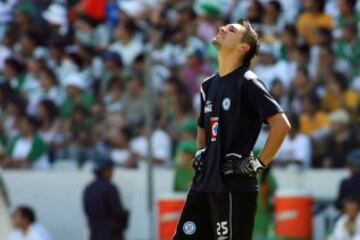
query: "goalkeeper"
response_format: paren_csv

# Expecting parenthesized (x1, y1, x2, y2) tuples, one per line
(173, 19, 291, 240)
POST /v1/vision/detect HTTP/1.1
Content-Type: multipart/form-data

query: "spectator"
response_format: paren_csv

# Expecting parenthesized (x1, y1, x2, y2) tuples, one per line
(2, 95, 26, 140)
(322, 71, 359, 114)
(42, 3, 68, 38)
(336, 0, 360, 29)
(278, 24, 298, 61)
(175, 118, 198, 141)
(83, 156, 129, 240)
(158, 78, 187, 127)
(110, 20, 143, 66)
(99, 51, 124, 95)
(253, 167, 277, 239)
(321, 110, 360, 168)
(269, 79, 288, 111)
(336, 149, 360, 210)
(180, 47, 211, 97)
(288, 68, 311, 115)
(28, 67, 64, 112)
(273, 115, 312, 168)
(245, 0, 264, 26)
(8, 205, 52, 240)
(1, 115, 49, 170)
(334, 23, 360, 77)
(195, 3, 223, 44)
(130, 120, 172, 168)
(296, 0, 333, 45)
(309, 27, 334, 79)
(121, 76, 146, 128)
(60, 74, 93, 119)
(299, 93, 329, 137)
(253, 43, 279, 88)
(74, 14, 109, 50)
(260, 0, 284, 44)
(47, 39, 66, 78)
(102, 76, 124, 113)
(107, 126, 136, 168)
(17, 30, 46, 60)
(36, 100, 61, 164)
(58, 51, 86, 84)
(293, 44, 311, 73)
(2, 57, 25, 92)
(22, 58, 46, 97)
(313, 46, 347, 85)
(64, 106, 95, 167)
(76, 45, 101, 87)
(331, 197, 360, 240)
(173, 139, 196, 192)
(0, 39, 12, 71)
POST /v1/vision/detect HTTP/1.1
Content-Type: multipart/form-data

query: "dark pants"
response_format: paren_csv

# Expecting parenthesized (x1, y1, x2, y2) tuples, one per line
(89, 227, 124, 240)
(173, 189, 257, 240)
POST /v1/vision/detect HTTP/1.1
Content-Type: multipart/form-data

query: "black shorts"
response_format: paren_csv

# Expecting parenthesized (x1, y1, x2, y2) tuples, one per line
(173, 189, 257, 240)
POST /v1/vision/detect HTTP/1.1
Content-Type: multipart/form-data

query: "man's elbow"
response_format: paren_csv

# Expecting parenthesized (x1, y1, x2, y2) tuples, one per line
(283, 118, 291, 132)
(268, 113, 291, 133)
(281, 117, 291, 134)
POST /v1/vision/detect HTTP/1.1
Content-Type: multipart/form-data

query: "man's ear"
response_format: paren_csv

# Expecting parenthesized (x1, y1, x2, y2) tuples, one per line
(238, 43, 250, 54)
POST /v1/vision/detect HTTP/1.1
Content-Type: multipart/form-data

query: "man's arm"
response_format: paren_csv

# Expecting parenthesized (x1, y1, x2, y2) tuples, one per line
(107, 185, 129, 228)
(196, 127, 205, 149)
(258, 113, 291, 166)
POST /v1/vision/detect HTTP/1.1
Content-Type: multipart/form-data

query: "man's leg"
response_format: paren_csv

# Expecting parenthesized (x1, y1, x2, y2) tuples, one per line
(173, 190, 213, 239)
(209, 191, 257, 240)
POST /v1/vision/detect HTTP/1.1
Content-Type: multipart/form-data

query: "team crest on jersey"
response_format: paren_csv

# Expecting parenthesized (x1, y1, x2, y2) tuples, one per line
(183, 221, 196, 235)
(210, 117, 219, 142)
(222, 98, 231, 111)
(204, 100, 213, 113)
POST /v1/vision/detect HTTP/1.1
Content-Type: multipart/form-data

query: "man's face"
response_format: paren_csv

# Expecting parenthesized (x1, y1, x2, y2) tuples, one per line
(211, 23, 247, 52)
(344, 201, 359, 219)
(12, 210, 26, 229)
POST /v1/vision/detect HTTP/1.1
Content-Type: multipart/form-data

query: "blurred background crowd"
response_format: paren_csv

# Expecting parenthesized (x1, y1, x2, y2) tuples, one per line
(0, 0, 359, 239)
(0, 0, 359, 177)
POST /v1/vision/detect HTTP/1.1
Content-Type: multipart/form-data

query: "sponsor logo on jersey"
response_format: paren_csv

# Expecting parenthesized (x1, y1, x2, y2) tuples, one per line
(205, 100, 213, 113)
(210, 117, 219, 142)
(183, 221, 196, 235)
(222, 98, 231, 111)
(218, 236, 229, 240)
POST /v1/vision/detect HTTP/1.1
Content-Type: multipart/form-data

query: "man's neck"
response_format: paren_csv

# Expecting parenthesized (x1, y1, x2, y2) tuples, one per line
(217, 50, 244, 77)
(20, 224, 30, 235)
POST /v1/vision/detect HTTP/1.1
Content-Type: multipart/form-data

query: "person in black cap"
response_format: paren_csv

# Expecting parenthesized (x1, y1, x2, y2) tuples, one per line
(83, 155, 129, 240)
(336, 149, 360, 210)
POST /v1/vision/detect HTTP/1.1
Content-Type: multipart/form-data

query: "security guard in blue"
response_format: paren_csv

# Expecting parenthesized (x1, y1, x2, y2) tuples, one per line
(83, 156, 129, 240)
(173, 19, 291, 240)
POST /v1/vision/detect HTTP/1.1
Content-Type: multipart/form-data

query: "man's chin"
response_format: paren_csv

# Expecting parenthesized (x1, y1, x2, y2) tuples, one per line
(211, 38, 221, 49)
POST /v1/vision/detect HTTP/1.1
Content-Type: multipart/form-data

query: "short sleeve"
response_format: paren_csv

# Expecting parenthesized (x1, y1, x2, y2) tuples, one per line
(197, 86, 205, 128)
(243, 78, 283, 123)
(197, 74, 215, 128)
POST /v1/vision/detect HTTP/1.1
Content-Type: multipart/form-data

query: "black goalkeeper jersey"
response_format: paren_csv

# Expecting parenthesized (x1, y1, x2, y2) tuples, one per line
(192, 66, 283, 192)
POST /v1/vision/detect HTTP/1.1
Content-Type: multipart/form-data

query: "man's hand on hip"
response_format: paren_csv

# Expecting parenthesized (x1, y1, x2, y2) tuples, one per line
(221, 153, 266, 177)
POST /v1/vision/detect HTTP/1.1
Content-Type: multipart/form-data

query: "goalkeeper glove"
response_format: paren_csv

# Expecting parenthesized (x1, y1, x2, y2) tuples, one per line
(221, 153, 266, 177)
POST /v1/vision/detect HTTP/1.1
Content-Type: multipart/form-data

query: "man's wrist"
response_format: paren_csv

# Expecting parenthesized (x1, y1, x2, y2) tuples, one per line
(257, 157, 266, 167)
(252, 157, 267, 173)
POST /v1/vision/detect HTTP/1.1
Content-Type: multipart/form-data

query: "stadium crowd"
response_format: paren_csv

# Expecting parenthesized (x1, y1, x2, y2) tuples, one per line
(0, 0, 359, 187)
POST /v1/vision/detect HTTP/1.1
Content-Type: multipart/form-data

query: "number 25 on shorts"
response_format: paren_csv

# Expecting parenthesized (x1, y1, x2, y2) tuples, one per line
(216, 221, 229, 237)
